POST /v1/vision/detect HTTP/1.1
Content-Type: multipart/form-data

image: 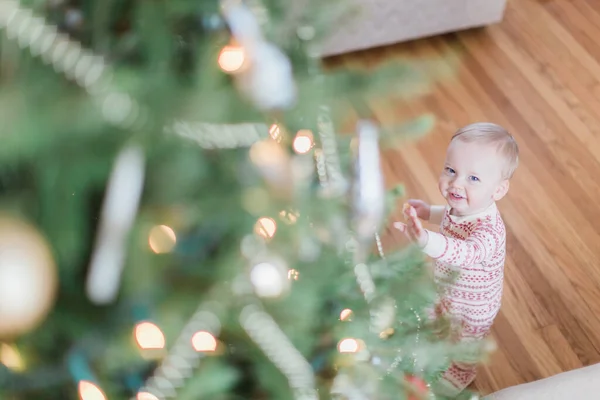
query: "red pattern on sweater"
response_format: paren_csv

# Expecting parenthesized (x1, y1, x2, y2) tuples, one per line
(423, 203, 506, 394)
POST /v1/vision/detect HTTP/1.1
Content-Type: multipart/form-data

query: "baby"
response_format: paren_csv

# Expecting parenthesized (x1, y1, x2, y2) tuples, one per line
(395, 122, 519, 396)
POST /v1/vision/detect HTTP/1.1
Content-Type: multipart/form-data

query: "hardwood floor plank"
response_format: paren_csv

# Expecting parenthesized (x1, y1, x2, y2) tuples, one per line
(474, 343, 522, 395)
(538, 324, 584, 372)
(490, 312, 542, 383)
(518, 0, 600, 92)
(578, 0, 600, 33)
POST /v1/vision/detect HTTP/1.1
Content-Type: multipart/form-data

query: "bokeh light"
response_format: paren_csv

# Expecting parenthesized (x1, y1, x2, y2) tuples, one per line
(148, 225, 176, 254)
(339, 308, 353, 321)
(134, 322, 166, 350)
(78, 381, 107, 400)
(191, 331, 218, 352)
(254, 217, 277, 239)
(293, 130, 314, 154)
(218, 44, 245, 73)
(337, 338, 359, 353)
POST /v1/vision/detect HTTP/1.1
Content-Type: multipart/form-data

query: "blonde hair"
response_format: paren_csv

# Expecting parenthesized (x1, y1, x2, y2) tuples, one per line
(451, 122, 519, 179)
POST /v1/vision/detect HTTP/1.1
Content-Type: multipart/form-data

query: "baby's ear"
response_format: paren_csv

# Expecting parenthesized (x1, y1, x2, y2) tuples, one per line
(493, 179, 510, 201)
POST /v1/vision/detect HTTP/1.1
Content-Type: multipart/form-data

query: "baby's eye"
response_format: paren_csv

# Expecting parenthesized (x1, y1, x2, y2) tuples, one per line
(445, 167, 455, 175)
(469, 176, 480, 182)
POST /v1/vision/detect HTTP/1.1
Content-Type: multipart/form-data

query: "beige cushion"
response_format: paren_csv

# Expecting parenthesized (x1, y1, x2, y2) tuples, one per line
(320, 0, 507, 56)
(483, 363, 600, 400)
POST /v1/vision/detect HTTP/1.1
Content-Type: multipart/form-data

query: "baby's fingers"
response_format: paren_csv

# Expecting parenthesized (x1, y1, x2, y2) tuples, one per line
(394, 222, 414, 241)
(393, 222, 407, 233)
(409, 212, 424, 235)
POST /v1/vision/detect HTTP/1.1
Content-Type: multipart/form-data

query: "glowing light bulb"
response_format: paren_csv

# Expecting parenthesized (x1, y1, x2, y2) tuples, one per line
(250, 261, 286, 297)
(191, 331, 218, 352)
(293, 130, 314, 154)
(287, 268, 299, 280)
(379, 328, 395, 339)
(254, 217, 277, 239)
(279, 209, 298, 224)
(269, 124, 282, 142)
(218, 45, 246, 73)
(148, 225, 177, 254)
(337, 338, 359, 353)
(78, 381, 107, 400)
(339, 308, 353, 321)
(137, 393, 160, 400)
(0, 343, 24, 372)
(134, 322, 166, 350)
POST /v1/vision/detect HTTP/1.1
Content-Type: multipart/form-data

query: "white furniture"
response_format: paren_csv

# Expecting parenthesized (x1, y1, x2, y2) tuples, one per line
(320, 0, 507, 56)
(483, 363, 600, 399)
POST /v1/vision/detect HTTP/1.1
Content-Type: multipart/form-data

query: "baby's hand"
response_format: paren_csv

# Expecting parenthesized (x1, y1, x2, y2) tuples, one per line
(394, 204, 429, 248)
(407, 199, 431, 221)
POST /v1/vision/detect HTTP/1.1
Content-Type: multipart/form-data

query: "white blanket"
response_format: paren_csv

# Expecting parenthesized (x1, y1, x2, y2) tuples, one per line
(483, 363, 600, 400)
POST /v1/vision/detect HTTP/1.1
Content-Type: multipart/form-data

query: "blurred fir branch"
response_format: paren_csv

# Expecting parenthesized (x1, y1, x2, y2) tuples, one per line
(0, 0, 476, 399)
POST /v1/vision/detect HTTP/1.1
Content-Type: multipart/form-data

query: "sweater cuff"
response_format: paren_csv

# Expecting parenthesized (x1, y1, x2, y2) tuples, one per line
(422, 230, 447, 259)
(429, 205, 446, 225)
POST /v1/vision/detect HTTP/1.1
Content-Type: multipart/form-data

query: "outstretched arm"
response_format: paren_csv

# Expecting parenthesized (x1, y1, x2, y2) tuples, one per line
(396, 205, 501, 268)
(422, 226, 501, 267)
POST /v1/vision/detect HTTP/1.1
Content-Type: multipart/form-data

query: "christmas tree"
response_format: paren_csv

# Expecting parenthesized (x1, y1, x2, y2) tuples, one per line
(0, 0, 491, 399)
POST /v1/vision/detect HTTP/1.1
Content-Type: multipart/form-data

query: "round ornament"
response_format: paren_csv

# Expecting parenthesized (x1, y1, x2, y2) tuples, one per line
(405, 374, 429, 400)
(0, 215, 58, 338)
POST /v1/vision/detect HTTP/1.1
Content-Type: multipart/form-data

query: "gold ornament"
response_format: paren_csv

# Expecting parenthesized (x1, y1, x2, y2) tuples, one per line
(0, 215, 57, 338)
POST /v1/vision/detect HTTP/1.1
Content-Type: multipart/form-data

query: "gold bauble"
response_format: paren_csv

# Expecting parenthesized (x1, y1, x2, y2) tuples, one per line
(0, 215, 57, 338)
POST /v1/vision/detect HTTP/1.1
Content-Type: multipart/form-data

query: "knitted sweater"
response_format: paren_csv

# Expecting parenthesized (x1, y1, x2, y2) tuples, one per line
(424, 202, 506, 338)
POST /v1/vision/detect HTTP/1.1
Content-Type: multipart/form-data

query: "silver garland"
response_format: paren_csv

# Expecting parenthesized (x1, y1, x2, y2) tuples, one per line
(136, 304, 223, 399)
(240, 304, 318, 400)
(0, 1, 270, 149)
(316, 106, 347, 194)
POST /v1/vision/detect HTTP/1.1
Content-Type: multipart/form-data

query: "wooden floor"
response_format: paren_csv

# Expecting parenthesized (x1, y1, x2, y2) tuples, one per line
(329, 0, 600, 395)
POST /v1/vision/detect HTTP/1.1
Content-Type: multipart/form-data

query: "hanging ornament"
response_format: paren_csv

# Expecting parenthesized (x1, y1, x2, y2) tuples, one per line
(350, 120, 385, 266)
(234, 40, 296, 111)
(0, 215, 57, 338)
(220, 0, 297, 110)
(351, 120, 385, 244)
(404, 375, 429, 400)
(86, 145, 145, 305)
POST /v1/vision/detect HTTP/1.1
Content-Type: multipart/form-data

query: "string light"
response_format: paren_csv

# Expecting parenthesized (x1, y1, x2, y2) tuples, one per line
(254, 217, 277, 239)
(337, 338, 359, 353)
(134, 322, 166, 350)
(293, 130, 314, 154)
(287, 269, 299, 280)
(279, 209, 298, 224)
(218, 44, 246, 73)
(339, 309, 353, 321)
(148, 225, 177, 254)
(0, 343, 24, 372)
(138, 307, 222, 398)
(78, 381, 107, 400)
(191, 331, 218, 352)
(269, 123, 282, 142)
(137, 392, 160, 400)
(379, 327, 394, 339)
(250, 260, 288, 298)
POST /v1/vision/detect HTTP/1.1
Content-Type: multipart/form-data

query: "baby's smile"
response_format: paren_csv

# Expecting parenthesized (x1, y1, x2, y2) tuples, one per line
(449, 192, 465, 200)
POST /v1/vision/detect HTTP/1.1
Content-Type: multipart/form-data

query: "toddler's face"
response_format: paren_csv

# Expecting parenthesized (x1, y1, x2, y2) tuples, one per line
(438, 139, 509, 216)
